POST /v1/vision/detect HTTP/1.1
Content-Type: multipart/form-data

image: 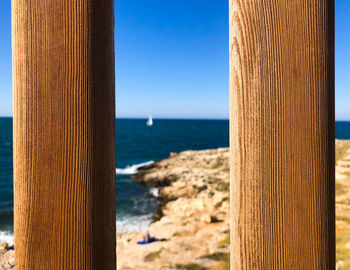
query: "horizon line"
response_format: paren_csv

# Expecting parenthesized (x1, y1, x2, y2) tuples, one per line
(1, 116, 350, 121)
(0, 116, 230, 121)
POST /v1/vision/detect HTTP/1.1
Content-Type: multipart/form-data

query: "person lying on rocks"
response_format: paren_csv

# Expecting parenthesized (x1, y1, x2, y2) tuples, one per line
(137, 230, 164, 245)
(143, 230, 151, 243)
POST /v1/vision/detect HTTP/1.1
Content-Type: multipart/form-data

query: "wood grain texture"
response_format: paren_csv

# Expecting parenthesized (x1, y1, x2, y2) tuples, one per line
(229, 1, 335, 269)
(12, 0, 116, 269)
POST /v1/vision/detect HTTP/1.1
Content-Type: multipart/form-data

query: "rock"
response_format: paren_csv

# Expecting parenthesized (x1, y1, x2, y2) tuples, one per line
(195, 257, 221, 268)
(0, 243, 8, 253)
(208, 159, 220, 169)
(201, 214, 215, 223)
(201, 214, 220, 224)
(0, 249, 14, 269)
(173, 181, 186, 188)
(144, 251, 160, 262)
(221, 201, 229, 209)
(213, 193, 225, 206)
(191, 199, 205, 211)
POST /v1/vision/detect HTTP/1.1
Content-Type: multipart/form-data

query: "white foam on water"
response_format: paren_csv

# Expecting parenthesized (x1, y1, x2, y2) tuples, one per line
(149, 187, 159, 197)
(116, 214, 152, 234)
(0, 231, 13, 246)
(116, 161, 154, 175)
(0, 219, 153, 243)
(0, 217, 154, 244)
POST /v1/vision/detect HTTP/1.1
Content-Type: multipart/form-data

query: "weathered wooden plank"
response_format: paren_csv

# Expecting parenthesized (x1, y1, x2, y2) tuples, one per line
(229, 1, 335, 269)
(12, 1, 116, 268)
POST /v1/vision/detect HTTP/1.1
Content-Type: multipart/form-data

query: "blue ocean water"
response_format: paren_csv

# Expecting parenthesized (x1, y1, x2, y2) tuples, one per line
(0, 118, 229, 243)
(1, 118, 350, 244)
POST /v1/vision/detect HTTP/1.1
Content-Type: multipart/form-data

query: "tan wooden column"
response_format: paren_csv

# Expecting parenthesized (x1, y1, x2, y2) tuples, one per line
(229, 1, 335, 269)
(12, 0, 116, 268)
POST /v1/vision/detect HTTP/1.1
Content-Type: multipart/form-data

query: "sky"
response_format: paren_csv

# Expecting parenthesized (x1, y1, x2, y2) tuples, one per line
(0, 1, 349, 119)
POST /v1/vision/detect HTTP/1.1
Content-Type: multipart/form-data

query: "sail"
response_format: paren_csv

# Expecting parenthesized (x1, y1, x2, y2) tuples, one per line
(146, 115, 153, 126)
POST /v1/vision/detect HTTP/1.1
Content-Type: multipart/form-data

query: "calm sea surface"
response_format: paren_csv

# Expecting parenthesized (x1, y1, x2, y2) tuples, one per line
(0, 118, 349, 244)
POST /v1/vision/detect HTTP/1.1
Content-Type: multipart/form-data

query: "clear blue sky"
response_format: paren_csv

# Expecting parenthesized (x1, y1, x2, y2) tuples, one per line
(0, 1, 349, 119)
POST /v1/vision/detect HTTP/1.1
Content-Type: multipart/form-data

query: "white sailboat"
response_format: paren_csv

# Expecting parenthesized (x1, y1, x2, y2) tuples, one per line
(146, 114, 153, 126)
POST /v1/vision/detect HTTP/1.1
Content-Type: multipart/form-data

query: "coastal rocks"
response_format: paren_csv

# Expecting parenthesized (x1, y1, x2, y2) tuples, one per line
(118, 148, 231, 269)
(169, 152, 177, 157)
(200, 214, 214, 224)
(0, 250, 14, 270)
(118, 142, 350, 269)
(0, 243, 14, 270)
(0, 244, 7, 253)
(2, 141, 349, 269)
(335, 140, 350, 269)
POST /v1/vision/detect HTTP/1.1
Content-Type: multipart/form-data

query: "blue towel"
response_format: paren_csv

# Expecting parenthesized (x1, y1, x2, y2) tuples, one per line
(137, 238, 158, 245)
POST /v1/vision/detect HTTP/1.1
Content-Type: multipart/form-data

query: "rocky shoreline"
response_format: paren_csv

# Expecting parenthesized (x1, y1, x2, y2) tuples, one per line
(117, 148, 231, 270)
(0, 244, 14, 270)
(2, 142, 350, 269)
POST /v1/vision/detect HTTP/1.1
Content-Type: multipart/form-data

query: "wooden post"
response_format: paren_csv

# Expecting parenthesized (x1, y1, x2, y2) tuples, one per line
(12, 0, 116, 268)
(230, 1, 334, 269)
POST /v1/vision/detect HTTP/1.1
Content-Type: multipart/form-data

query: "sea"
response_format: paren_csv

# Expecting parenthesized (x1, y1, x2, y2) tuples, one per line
(1, 118, 350, 245)
(0, 118, 229, 245)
